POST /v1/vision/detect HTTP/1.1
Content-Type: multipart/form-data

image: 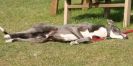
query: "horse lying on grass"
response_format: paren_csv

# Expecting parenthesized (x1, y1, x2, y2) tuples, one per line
(0, 20, 128, 45)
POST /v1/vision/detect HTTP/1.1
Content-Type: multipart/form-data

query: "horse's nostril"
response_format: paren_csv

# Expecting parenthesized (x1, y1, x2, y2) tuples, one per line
(124, 36, 128, 39)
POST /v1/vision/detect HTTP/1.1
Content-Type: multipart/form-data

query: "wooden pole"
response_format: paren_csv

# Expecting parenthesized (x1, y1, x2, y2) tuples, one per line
(64, 0, 71, 25)
(123, 0, 131, 27)
(50, 0, 59, 16)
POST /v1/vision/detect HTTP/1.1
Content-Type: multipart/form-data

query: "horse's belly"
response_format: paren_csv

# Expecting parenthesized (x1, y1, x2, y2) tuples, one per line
(59, 34, 77, 41)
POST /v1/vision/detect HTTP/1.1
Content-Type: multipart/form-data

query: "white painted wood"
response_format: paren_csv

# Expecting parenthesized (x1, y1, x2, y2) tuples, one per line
(123, 0, 131, 27)
(64, 0, 68, 25)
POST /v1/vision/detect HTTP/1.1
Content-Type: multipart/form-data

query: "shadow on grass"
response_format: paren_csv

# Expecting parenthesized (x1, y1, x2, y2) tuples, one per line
(109, 8, 124, 22)
(57, 0, 132, 23)
(72, 13, 104, 19)
(57, 8, 83, 15)
(72, 8, 124, 22)
(130, 15, 133, 24)
(58, 7, 131, 24)
(57, 8, 64, 15)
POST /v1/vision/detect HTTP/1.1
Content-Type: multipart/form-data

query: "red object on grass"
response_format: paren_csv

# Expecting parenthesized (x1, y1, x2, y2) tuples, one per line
(123, 29, 133, 34)
(91, 36, 105, 42)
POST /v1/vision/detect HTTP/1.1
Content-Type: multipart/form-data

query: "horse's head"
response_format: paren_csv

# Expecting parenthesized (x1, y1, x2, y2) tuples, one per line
(107, 20, 128, 39)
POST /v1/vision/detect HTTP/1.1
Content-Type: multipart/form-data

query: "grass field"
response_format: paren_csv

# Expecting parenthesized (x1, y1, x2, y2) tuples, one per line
(0, 0, 133, 66)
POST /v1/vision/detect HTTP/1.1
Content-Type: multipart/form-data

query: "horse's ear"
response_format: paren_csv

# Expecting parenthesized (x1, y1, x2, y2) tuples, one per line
(107, 19, 114, 26)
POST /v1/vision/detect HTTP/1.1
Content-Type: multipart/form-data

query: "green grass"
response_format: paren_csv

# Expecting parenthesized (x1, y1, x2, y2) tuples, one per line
(0, 0, 133, 66)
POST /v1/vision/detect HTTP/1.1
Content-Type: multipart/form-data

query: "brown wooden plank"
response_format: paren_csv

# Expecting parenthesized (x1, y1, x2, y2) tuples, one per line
(67, 3, 124, 8)
(50, 0, 59, 16)
(96, 3, 124, 8)
(83, 0, 91, 8)
(92, 0, 98, 3)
